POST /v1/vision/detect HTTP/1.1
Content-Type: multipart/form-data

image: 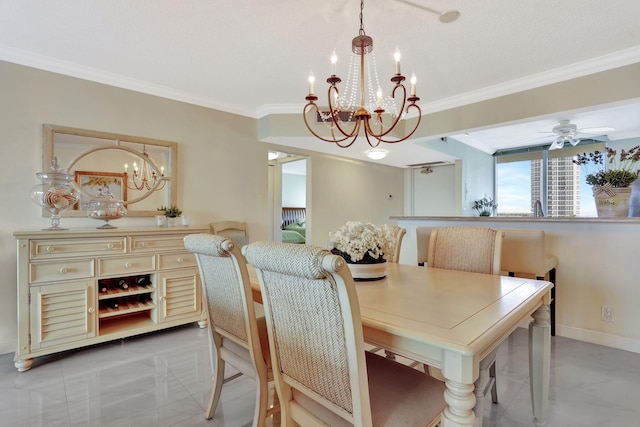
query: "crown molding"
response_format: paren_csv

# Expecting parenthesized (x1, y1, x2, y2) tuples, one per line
(3, 43, 640, 121)
(0, 44, 256, 118)
(419, 46, 640, 115)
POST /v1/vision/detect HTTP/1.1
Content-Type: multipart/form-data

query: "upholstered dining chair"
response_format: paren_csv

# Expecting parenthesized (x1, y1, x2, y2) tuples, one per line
(501, 228, 558, 336)
(386, 225, 406, 263)
(211, 220, 249, 247)
(427, 226, 504, 427)
(184, 234, 277, 426)
(243, 241, 446, 427)
(416, 226, 434, 266)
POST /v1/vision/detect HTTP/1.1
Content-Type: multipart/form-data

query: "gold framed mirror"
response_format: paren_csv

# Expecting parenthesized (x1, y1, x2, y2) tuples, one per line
(43, 124, 178, 217)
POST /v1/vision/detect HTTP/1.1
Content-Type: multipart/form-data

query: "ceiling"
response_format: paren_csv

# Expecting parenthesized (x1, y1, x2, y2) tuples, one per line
(2, 1, 640, 167)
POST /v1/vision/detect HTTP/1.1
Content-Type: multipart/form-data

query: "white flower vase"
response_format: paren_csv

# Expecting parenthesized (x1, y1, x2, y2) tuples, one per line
(346, 260, 387, 281)
(166, 217, 180, 227)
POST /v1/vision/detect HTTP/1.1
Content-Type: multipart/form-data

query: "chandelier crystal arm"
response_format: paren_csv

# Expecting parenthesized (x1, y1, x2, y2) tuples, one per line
(303, 101, 358, 145)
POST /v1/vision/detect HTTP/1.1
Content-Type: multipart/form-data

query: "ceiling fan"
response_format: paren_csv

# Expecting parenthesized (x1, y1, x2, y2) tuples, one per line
(543, 120, 615, 150)
(394, 0, 460, 23)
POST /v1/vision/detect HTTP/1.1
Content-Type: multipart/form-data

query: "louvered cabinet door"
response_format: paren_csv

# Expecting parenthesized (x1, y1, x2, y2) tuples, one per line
(156, 268, 202, 324)
(30, 280, 96, 350)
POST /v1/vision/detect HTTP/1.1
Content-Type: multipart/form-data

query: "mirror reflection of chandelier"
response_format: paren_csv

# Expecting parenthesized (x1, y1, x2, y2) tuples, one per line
(303, 0, 422, 149)
(124, 145, 166, 191)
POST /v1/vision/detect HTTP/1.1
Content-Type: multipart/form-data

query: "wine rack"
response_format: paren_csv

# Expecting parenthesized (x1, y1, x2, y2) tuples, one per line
(98, 275, 156, 319)
(13, 226, 209, 372)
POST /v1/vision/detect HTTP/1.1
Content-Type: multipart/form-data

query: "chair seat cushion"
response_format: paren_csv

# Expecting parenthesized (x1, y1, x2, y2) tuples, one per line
(367, 351, 446, 426)
(293, 352, 445, 426)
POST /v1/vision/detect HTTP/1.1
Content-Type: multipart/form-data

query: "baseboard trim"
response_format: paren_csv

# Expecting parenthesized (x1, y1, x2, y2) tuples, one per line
(555, 325, 640, 354)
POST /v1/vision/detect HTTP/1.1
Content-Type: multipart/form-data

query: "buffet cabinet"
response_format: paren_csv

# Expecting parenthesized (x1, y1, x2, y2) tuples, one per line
(13, 226, 209, 371)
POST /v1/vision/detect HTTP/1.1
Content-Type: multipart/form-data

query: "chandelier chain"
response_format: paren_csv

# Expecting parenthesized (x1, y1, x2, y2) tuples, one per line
(359, 0, 366, 36)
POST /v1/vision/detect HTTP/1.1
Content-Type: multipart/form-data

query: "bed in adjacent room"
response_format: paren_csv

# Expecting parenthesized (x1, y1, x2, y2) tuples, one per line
(282, 207, 306, 244)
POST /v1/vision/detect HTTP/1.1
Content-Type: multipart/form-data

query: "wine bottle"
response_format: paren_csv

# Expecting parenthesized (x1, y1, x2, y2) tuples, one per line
(99, 283, 108, 293)
(117, 279, 129, 290)
(135, 276, 149, 287)
(104, 300, 119, 310)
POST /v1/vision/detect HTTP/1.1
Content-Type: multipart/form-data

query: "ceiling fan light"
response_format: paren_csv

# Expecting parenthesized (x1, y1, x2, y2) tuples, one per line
(548, 138, 564, 150)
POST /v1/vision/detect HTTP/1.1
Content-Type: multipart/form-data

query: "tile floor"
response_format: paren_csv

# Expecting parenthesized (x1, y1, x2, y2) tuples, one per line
(1, 325, 639, 426)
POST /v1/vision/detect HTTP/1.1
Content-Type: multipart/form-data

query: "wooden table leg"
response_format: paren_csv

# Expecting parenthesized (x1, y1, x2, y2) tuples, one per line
(529, 304, 551, 426)
(442, 379, 476, 427)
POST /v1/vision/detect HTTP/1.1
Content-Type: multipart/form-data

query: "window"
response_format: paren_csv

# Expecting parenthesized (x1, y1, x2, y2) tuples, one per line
(496, 143, 603, 217)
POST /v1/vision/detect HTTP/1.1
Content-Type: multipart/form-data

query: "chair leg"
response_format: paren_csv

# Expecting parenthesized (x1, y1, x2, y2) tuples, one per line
(489, 360, 498, 404)
(538, 268, 556, 336)
(206, 357, 226, 419)
(253, 374, 269, 427)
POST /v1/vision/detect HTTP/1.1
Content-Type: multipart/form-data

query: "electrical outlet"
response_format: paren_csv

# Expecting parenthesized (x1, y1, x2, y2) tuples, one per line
(601, 306, 615, 322)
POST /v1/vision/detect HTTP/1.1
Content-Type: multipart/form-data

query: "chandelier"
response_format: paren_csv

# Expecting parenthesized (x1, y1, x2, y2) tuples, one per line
(303, 0, 421, 149)
(124, 145, 166, 191)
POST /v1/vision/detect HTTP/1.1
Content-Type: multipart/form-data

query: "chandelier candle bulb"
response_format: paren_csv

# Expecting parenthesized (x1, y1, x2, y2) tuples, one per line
(410, 73, 417, 96)
(308, 72, 315, 95)
(330, 50, 337, 75)
(394, 46, 401, 74)
(376, 86, 382, 107)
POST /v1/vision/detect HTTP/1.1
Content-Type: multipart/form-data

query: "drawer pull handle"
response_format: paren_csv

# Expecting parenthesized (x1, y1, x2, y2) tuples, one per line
(125, 262, 132, 269)
(88, 307, 95, 314)
(177, 258, 184, 264)
(46, 246, 55, 253)
(140, 242, 148, 248)
(59, 267, 68, 274)
(107, 243, 115, 249)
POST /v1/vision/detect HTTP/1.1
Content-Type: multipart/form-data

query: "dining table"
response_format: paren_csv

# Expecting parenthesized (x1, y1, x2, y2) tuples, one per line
(249, 261, 553, 427)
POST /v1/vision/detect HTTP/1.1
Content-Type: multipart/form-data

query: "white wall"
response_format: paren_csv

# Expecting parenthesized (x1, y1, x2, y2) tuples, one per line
(397, 217, 640, 354)
(0, 61, 405, 355)
(282, 172, 306, 207)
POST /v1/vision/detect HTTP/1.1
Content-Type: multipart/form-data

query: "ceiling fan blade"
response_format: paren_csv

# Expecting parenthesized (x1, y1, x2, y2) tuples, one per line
(394, 0, 460, 22)
(578, 126, 615, 134)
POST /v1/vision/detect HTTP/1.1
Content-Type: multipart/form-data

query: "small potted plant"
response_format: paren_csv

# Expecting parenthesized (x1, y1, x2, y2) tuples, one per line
(157, 205, 183, 226)
(573, 146, 640, 217)
(473, 196, 497, 216)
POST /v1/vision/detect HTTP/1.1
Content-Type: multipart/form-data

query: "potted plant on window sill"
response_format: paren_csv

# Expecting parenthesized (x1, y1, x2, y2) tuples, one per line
(157, 205, 183, 227)
(473, 196, 497, 216)
(573, 147, 640, 218)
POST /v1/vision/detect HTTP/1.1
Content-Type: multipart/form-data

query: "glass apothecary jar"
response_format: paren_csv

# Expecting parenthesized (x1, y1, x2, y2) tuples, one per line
(86, 186, 127, 229)
(30, 158, 79, 230)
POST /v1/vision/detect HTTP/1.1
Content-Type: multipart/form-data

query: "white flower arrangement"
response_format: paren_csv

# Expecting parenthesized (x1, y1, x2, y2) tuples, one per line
(328, 221, 396, 263)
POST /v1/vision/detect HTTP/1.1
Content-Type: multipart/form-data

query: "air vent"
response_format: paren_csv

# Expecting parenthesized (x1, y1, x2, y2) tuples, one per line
(316, 111, 358, 123)
(407, 160, 452, 168)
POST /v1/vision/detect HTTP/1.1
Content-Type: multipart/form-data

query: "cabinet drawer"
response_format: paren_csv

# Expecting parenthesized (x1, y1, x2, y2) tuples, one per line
(30, 259, 95, 284)
(158, 252, 198, 270)
(98, 255, 156, 277)
(31, 238, 126, 260)
(130, 235, 187, 253)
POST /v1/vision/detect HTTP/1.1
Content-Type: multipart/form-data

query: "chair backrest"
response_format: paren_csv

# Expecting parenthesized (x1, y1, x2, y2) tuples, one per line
(416, 226, 434, 266)
(184, 234, 266, 377)
(427, 226, 503, 274)
(211, 220, 249, 247)
(242, 241, 372, 426)
(387, 225, 406, 263)
(501, 228, 556, 276)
